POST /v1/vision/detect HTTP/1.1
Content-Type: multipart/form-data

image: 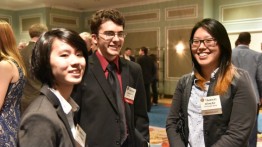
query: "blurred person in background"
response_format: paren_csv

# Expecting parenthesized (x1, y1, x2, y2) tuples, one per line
(232, 32, 262, 147)
(149, 53, 158, 106)
(80, 31, 97, 55)
(17, 40, 28, 50)
(123, 47, 135, 62)
(137, 46, 156, 112)
(20, 23, 48, 113)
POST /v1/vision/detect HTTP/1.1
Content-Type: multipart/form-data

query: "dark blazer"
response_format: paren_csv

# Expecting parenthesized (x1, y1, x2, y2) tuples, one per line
(20, 41, 42, 112)
(166, 68, 257, 147)
(74, 53, 149, 147)
(232, 45, 262, 104)
(18, 85, 76, 147)
(137, 55, 155, 84)
(130, 56, 135, 62)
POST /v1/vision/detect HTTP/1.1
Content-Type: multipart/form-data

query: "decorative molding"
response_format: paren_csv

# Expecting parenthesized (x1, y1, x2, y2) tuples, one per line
(165, 25, 192, 81)
(19, 14, 43, 34)
(165, 4, 198, 21)
(124, 9, 160, 24)
(86, 0, 171, 11)
(220, 1, 262, 24)
(124, 27, 160, 51)
(50, 13, 79, 28)
(228, 30, 262, 35)
(0, 14, 12, 24)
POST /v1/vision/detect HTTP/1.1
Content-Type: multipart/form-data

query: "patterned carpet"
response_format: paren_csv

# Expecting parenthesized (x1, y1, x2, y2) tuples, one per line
(149, 98, 170, 147)
(149, 98, 262, 147)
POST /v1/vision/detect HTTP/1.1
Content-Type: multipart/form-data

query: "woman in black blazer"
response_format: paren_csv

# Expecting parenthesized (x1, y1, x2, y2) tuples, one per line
(18, 28, 88, 147)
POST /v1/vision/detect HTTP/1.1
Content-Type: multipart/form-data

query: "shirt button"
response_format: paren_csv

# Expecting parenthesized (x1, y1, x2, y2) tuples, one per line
(115, 119, 119, 123)
(116, 141, 120, 145)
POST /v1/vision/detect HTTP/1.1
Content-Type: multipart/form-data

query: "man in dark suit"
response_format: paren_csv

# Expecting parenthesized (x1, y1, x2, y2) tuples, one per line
(137, 47, 156, 112)
(123, 47, 135, 62)
(232, 32, 262, 147)
(74, 9, 149, 147)
(20, 23, 48, 113)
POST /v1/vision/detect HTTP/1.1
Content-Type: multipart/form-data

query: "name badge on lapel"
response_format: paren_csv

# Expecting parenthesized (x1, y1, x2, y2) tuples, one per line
(124, 86, 136, 104)
(200, 95, 222, 115)
(74, 124, 86, 147)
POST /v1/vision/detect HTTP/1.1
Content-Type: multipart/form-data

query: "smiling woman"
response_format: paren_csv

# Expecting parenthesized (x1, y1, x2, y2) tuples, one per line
(18, 28, 88, 147)
(166, 18, 257, 147)
(50, 38, 86, 87)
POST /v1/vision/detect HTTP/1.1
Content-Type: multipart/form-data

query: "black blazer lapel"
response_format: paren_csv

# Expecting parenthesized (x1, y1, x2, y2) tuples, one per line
(40, 85, 76, 147)
(183, 74, 194, 112)
(89, 54, 119, 112)
(56, 107, 76, 147)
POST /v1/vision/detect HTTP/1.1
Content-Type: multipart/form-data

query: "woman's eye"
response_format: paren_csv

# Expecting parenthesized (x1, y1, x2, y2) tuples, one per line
(60, 54, 68, 57)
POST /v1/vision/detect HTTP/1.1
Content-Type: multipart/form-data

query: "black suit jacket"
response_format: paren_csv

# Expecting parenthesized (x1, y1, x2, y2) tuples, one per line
(137, 55, 155, 84)
(130, 56, 135, 62)
(20, 41, 42, 112)
(73, 53, 149, 147)
(19, 85, 76, 147)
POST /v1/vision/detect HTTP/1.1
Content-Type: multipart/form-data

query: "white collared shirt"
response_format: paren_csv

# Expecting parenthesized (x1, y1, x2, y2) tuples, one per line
(187, 68, 218, 147)
(124, 55, 131, 61)
(49, 88, 79, 139)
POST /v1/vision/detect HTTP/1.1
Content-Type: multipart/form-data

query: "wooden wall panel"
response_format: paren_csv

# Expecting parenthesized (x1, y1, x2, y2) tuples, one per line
(221, 2, 262, 22)
(123, 29, 159, 55)
(165, 5, 197, 21)
(50, 13, 79, 28)
(19, 14, 42, 34)
(166, 27, 192, 80)
(124, 10, 160, 24)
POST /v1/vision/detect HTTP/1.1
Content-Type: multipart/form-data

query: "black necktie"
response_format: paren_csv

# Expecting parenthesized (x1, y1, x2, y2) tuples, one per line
(106, 62, 127, 145)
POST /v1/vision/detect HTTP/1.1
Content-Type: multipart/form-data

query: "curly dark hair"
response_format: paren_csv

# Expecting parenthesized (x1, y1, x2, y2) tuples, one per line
(90, 9, 125, 35)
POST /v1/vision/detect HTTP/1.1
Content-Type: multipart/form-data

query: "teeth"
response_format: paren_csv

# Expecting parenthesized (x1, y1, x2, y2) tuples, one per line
(72, 70, 80, 74)
(199, 53, 208, 57)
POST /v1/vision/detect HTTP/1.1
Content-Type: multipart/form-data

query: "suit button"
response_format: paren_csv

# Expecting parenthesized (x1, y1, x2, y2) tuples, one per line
(115, 119, 119, 123)
(116, 141, 120, 145)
